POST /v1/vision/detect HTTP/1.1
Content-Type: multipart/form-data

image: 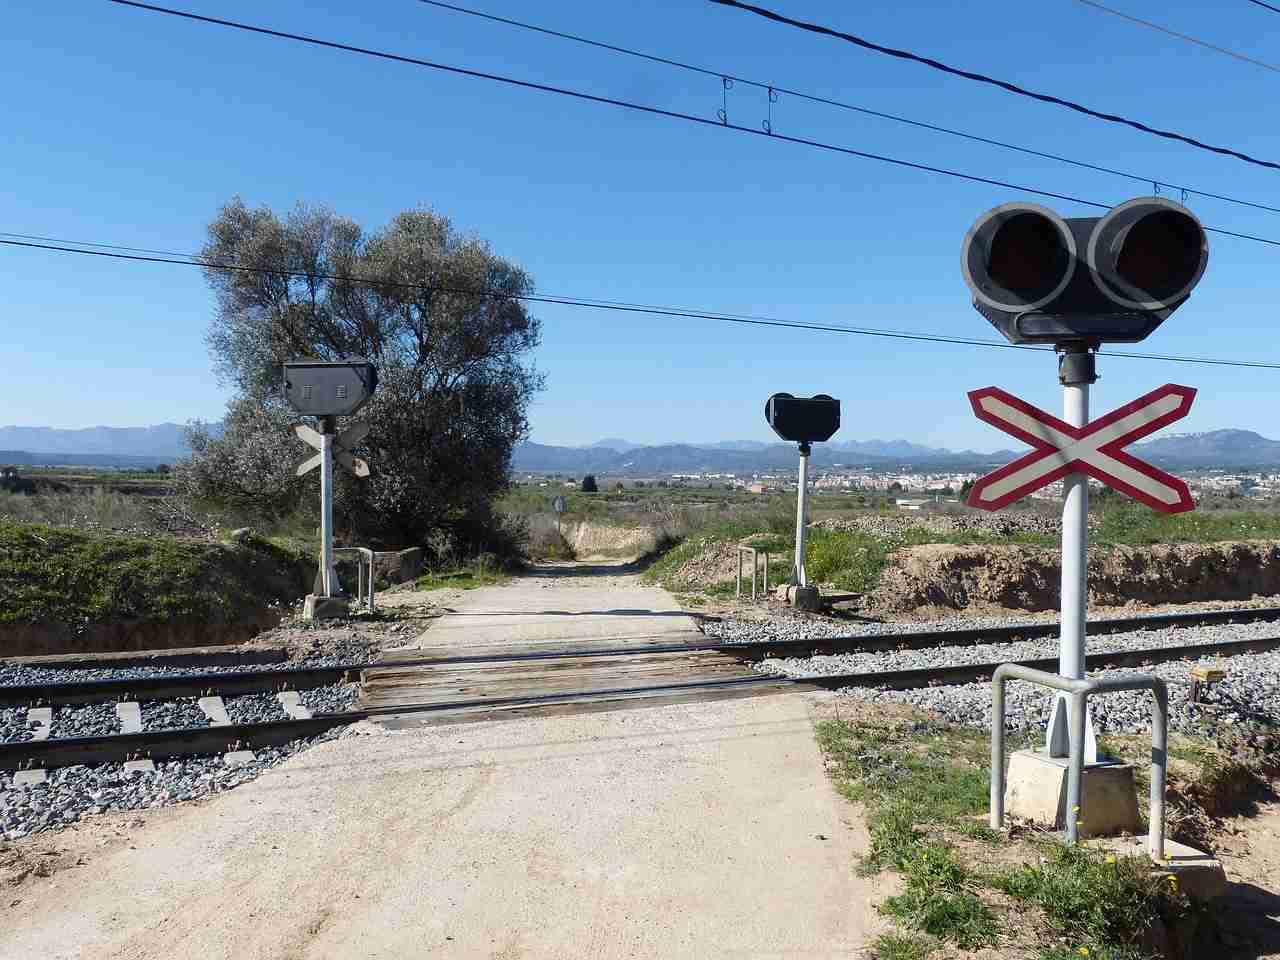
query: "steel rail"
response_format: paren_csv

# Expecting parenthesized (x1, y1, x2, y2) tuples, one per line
(4, 605, 1278, 707)
(2, 632, 1272, 772)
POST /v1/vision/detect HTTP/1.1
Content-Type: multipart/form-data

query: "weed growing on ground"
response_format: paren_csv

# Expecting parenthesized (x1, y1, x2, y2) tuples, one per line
(413, 564, 511, 591)
(815, 713, 1222, 958)
(881, 842, 997, 948)
(993, 843, 1203, 958)
(868, 931, 936, 960)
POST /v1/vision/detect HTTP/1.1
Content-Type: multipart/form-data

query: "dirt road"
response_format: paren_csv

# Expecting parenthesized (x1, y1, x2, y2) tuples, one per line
(1, 566, 883, 959)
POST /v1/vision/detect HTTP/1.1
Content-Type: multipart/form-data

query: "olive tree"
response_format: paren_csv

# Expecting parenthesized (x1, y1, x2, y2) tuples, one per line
(181, 198, 542, 553)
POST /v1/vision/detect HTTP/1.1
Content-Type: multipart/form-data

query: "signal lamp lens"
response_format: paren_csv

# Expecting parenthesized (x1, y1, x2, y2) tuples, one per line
(987, 213, 1069, 303)
(1115, 210, 1203, 302)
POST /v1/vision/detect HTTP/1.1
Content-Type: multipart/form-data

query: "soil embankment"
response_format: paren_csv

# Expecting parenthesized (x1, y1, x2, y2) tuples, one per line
(0, 523, 314, 655)
(872, 540, 1280, 612)
(565, 521, 662, 559)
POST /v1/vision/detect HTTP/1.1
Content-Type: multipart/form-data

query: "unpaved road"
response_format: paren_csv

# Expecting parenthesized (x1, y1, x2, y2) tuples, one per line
(1, 568, 884, 959)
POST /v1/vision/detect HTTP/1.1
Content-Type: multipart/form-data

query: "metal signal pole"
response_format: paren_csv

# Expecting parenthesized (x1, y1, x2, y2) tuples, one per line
(794, 441, 811, 586)
(319, 415, 336, 598)
(1046, 347, 1098, 761)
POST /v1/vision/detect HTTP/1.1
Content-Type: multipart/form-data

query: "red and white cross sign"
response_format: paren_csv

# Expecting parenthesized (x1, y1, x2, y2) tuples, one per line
(966, 383, 1196, 514)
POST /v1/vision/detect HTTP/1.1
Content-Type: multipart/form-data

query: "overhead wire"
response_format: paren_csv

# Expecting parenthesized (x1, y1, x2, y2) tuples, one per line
(1072, 0, 1280, 73)
(1245, 0, 1280, 14)
(97, 1, 1280, 253)
(4, 233, 1280, 371)
(707, 0, 1280, 171)
(411, 0, 1280, 217)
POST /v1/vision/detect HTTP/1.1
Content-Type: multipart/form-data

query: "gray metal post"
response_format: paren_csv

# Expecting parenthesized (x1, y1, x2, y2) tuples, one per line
(1047, 348, 1097, 762)
(990, 676, 1006, 830)
(1149, 683, 1168, 860)
(319, 418, 335, 598)
(794, 441, 810, 587)
(763, 551, 769, 595)
(736, 551, 743, 598)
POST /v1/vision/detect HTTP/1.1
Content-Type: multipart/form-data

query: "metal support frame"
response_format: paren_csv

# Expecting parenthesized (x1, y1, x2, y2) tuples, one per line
(991, 663, 1167, 859)
(794, 441, 811, 587)
(333, 547, 376, 612)
(735, 546, 770, 600)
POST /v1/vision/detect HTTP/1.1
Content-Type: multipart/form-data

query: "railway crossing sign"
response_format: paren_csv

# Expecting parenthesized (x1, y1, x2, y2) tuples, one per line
(294, 421, 370, 478)
(966, 384, 1196, 514)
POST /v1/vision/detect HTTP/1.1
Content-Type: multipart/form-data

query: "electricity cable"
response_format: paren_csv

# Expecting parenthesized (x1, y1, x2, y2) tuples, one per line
(707, 0, 1280, 171)
(412, 0, 1280, 217)
(1246, 0, 1280, 13)
(4, 233, 1280, 370)
(1072, 0, 1280, 74)
(97, 2, 1280, 251)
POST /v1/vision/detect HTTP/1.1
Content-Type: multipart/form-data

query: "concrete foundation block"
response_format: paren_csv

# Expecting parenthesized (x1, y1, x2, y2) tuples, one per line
(792, 586, 821, 612)
(304, 594, 350, 621)
(276, 691, 313, 720)
(123, 759, 156, 774)
(26, 707, 52, 742)
(1099, 836, 1228, 901)
(223, 750, 257, 768)
(12, 769, 47, 787)
(197, 696, 231, 726)
(115, 701, 143, 734)
(1005, 749, 1139, 838)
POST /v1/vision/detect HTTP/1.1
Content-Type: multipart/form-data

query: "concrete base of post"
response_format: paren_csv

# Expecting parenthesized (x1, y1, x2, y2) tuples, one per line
(1096, 835, 1227, 901)
(792, 585, 821, 612)
(1004, 749, 1139, 838)
(303, 594, 350, 621)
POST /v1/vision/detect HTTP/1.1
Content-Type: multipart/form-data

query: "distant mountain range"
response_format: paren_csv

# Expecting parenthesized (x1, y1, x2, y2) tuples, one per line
(2, 423, 1277, 472)
(1134, 430, 1280, 467)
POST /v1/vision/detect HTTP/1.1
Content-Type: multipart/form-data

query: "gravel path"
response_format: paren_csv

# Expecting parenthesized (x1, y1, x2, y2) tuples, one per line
(754, 619, 1280, 679)
(0, 727, 353, 840)
(832, 649, 1280, 735)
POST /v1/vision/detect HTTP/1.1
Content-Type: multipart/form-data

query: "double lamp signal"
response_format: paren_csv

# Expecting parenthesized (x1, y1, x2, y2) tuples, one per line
(960, 196, 1208, 346)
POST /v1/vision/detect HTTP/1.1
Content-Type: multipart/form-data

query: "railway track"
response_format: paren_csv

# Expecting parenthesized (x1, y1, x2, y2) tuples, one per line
(3, 605, 1278, 774)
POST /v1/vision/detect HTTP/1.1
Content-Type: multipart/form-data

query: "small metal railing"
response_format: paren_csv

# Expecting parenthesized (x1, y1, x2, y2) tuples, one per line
(990, 663, 1167, 859)
(736, 546, 770, 600)
(334, 546, 376, 612)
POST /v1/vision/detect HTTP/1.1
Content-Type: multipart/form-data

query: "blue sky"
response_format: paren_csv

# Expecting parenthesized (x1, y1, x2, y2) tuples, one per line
(3, 0, 1279, 451)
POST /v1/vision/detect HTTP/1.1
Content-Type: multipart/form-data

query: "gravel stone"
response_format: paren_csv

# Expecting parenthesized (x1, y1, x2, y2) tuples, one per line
(49, 703, 119, 739)
(140, 699, 211, 731)
(830, 649, 1280, 737)
(0, 708, 35, 743)
(752, 619, 1280, 679)
(300, 683, 361, 714)
(0, 726, 352, 841)
(223, 694, 288, 725)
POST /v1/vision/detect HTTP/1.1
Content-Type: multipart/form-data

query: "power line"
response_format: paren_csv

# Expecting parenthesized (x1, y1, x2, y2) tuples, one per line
(411, 0, 1280, 218)
(96, 1, 1280, 253)
(1246, 0, 1280, 14)
(708, 0, 1280, 172)
(1073, 0, 1280, 73)
(4, 233, 1280, 371)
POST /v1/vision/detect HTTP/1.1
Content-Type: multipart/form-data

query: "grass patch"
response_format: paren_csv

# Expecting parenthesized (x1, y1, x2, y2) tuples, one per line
(882, 846, 997, 948)
(993, 843, 1203, 958)
(413, 565, 511, 591)
(0, 521, 312, 624)
(1094, 501, 1280, 546)
(868, 931, 936, 960)
(818, 711, 1228, 959)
